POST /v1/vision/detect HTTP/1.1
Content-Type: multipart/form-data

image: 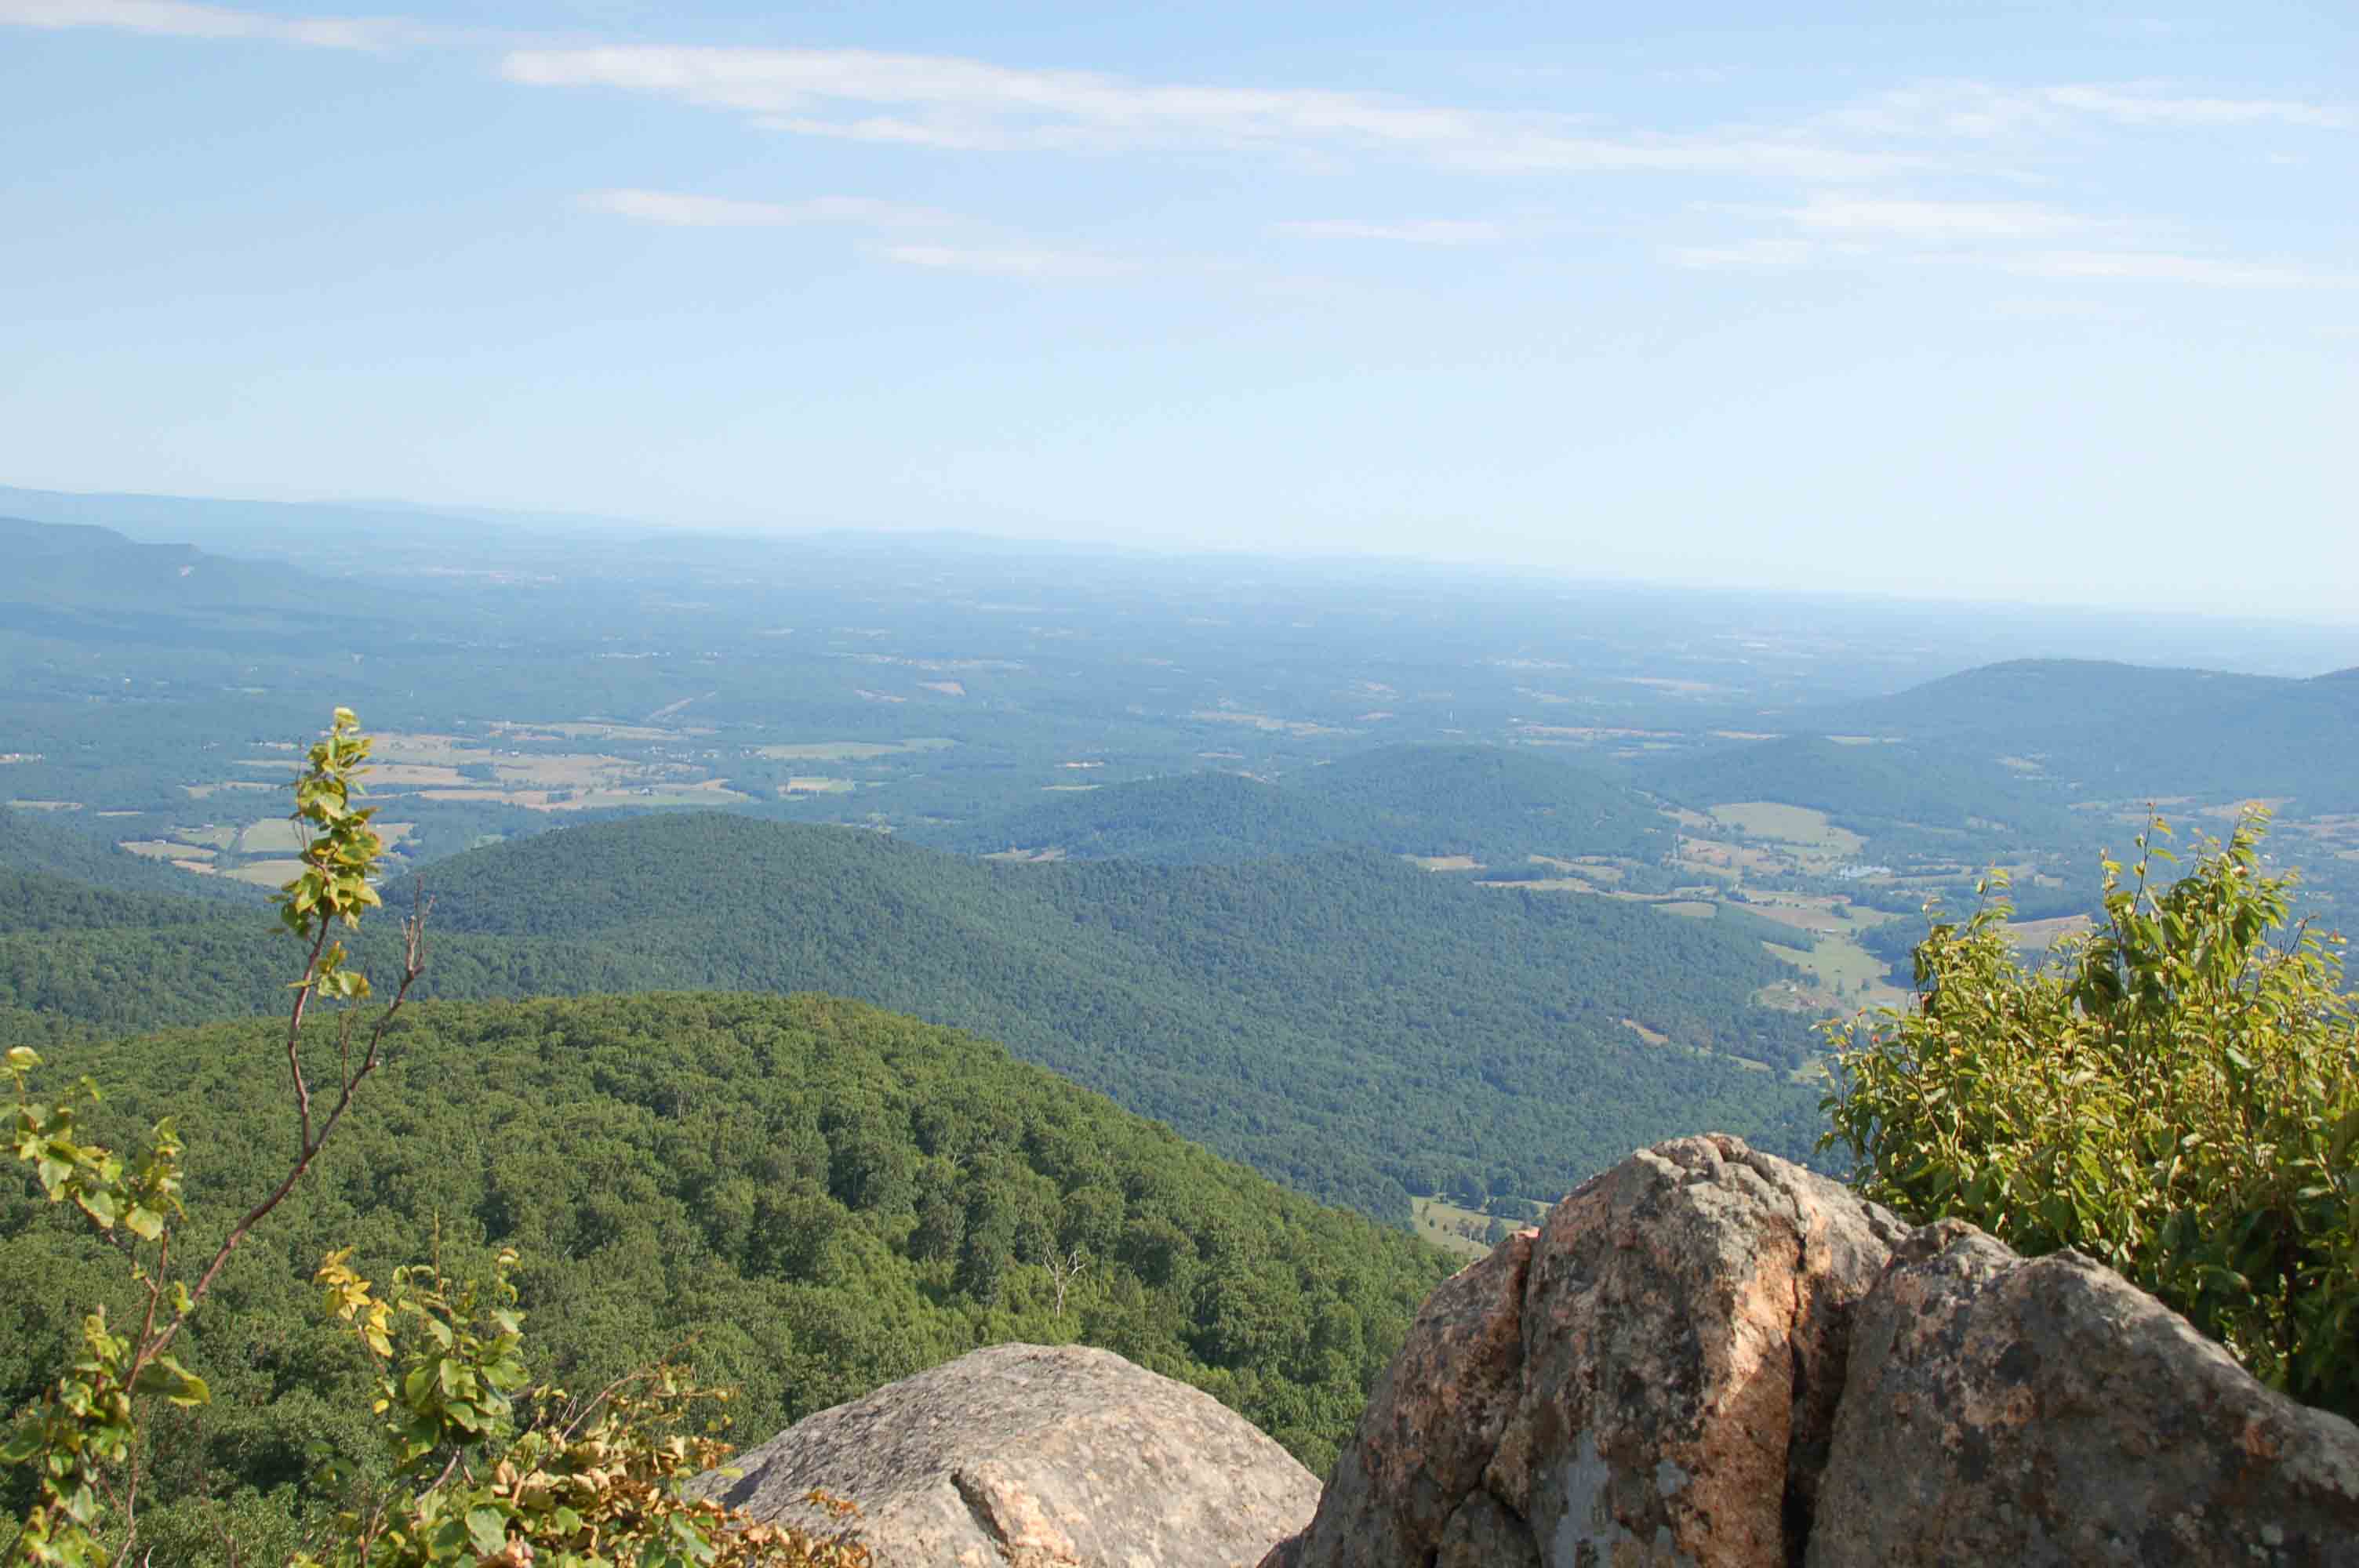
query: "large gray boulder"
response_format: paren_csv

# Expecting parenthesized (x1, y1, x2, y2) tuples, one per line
(1809, 1221, 2359, 1567)
(1279, 1134, 1906, 1568)
(704, 1342, 1318, 1568)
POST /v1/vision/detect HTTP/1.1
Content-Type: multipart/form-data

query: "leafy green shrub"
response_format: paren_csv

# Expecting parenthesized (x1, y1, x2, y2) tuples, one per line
(1, 711, 845, 1566)
(1822, 813, 2359, 1416)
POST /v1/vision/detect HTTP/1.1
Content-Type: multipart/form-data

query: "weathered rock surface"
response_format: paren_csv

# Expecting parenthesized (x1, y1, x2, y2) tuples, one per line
(1809, 1221, 2359, 1567)
(706, 1342, 1318, 1568)
(1279, 1134, 1905, 1568)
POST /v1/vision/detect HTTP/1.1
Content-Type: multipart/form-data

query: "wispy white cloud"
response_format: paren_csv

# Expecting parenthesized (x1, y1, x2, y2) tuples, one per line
(500, 43, 1917, 181)
(1826, 78, 2356, 140)
(1273, 219, 1507, 245)
(2044, 84, 2354, 130)
(1787, 193, 2114, 241)
(579, 189, 952, 228)
(877, 243, 1129, 280)
(0, 0, 402, 49)
(1997, 249, 2354, 288)
(1664, 238, 1818, 270)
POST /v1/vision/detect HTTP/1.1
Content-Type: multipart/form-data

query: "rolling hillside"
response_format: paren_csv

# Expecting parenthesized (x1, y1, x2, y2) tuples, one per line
(0, 990, 1457, 1552)
(1828, 659, 2359, 809)
(932, 744, 1668, 866)
(0, 812, 1824, 1216)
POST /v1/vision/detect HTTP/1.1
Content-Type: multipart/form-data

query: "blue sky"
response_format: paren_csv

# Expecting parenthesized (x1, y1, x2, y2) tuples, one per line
(3, 2, 2354, 614)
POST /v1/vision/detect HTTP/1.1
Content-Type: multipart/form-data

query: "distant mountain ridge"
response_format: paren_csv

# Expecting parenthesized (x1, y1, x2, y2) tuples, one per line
(1646, 658, 2359, 826)
(0, 811, 1824, 1218)
(929, 745, 1667, 866)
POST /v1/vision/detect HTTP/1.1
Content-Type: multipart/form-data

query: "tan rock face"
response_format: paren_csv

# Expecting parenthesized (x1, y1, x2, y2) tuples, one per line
(1808, 1221, 2359, 1568)
(1281, 1135, 1905, 1568)
(707, 1342, 1318, 1568)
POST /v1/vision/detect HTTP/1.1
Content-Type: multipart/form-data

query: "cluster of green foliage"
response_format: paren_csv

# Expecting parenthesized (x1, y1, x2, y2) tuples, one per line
(7, 989, 1452, 1526)
(1823, 814, 2359, 1417)
(2, 710, 1450, 1563)
(2, 814, 1824, 1216)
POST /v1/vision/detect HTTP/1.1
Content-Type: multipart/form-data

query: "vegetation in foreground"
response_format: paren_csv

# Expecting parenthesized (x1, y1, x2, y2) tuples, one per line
(0, 710, 1452, 1565)
(1824, 813, 2359, 1418)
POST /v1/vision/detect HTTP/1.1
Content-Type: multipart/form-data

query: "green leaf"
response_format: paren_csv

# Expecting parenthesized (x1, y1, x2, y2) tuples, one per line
(467, 1507, 509, 1558)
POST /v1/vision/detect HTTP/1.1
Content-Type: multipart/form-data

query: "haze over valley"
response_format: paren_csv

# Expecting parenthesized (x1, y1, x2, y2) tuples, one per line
(5, 3, 2356, 1559)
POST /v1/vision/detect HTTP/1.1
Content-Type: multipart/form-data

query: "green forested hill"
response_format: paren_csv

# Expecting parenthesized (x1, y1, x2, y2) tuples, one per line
(1825, 659, 2359, 809)
(0, 804, 265, 903)
(929, 771, 1361, 862)
(1294, 744, 1668, 861)
(0, 813, 1823, 1214)
(1640, 734, 2071, 839)
(0, 992, 1456, 1557)
(929, 744, 1668, 866)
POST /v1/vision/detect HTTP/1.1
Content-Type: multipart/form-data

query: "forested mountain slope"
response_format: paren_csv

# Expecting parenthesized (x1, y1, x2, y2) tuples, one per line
(0, 813, 1823, 1214)
(1826, 659, 2359, 808)
(1640, 734, 2072, 839)
(1295, 744, 1668, 861)
(928, 744, 1667, 866)
(0, 801, 264, 902)
(0, 992, 1456, 1551)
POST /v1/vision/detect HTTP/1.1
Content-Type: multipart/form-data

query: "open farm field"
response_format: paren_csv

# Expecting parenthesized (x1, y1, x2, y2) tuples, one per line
(221, 856, 306, 887)
(2002, 913, 2095, 950)
(751, 739, 955, 761)
(235, 818, 305, 854)
(1189, 708, 1352, 737)
(1707, 801, 1867, 860)
(118, 838, 206, 860)
(1411, 1196, 1532, 1260)
(1758, 931, 1906, 1014)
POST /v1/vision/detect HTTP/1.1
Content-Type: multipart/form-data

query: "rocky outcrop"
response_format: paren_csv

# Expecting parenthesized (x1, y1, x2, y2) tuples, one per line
(1810, 1221, 2359, 1567)
(703, 1342, 1318, 1568)
(719, 1139, 2359, 1568)
(1277, 1136, 2359, 1567)
(1278, 1134, 1906, 1568)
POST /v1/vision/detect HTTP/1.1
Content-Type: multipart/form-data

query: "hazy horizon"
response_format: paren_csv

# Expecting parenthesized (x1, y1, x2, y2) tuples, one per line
(5, 2, 2353, 614)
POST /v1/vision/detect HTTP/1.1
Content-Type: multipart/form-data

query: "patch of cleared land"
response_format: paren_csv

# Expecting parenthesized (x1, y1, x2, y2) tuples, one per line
(4, 800, 82, 811)
(1485, 875, 1603, 893)
(416, 783, 752, 811)
(1412, 1196, 1519, 1260)
(1040, 784, 1099, 793)
(1757, 924, 1908, 1014)
(1707, 802, 1866, 855)
(1619, 1017, 1670, 1046)
(751, 739, 956, 761)
(983, 847, 1067, 863)
(2001, 913, 2094, 950)
(235, 818, 307, 855)
(1189, 709, 1350, 737)
(118, 839, 212, 861)
(183, 782, 274, 797)
(222, 858, 307, 888)
(782, 778, 856, 796)
(1407, 855, 1484, 872)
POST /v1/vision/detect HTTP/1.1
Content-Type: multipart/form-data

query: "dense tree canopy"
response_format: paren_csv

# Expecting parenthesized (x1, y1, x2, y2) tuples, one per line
(1, 990, 1455, 1556)
(2, 814, 1826, 1215)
